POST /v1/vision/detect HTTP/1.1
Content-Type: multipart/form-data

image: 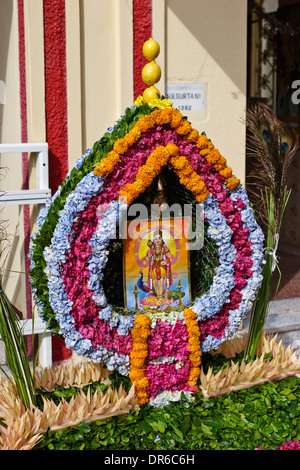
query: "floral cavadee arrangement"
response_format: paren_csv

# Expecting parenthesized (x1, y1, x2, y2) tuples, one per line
(29, 98, 264, 406)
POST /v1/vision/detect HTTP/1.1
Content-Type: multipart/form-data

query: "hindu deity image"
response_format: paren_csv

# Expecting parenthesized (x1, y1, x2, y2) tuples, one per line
(146, 229, 172, 301)
(124, 218, 191, 311)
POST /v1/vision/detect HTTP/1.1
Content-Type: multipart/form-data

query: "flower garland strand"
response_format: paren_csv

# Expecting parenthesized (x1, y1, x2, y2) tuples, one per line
(183, 308, 201, 392)
(129, 314, 151, 405)
(119, 143, 210, 205)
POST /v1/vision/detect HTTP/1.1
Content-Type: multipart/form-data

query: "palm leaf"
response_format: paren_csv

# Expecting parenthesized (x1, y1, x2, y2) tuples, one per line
(246, 102, 298, 236)
(244, 103, 298, 361)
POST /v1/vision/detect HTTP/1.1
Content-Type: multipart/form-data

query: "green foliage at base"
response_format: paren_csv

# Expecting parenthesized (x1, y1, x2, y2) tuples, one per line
(34, 353, 300, 451)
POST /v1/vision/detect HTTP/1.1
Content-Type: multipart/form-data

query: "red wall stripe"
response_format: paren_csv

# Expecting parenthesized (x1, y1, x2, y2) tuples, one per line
(43, 0, 72, 362)
(133, 0, 152, 100)
(43, 0, 69, 194)
(17, 0, 32, 326)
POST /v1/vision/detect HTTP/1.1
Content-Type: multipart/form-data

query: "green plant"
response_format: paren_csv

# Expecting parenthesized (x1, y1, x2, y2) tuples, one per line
(244, 103, 298, 361)
(34, 368, 300, 451)
(0, 194, 48, 408)
(0, 287, 36, 408)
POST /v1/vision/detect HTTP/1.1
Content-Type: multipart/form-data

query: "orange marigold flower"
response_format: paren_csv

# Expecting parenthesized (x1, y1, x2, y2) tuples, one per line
(170, 112, 184, 128)
(131, 329, 150, 342)
(177, 176, 187, 186)
(148, 147, 161, 162)
(123, 132, 138, 147)
(130, 358, 147, 369)
(137, 165, 150, 177)
(190, 331, 201, 341)
(226, 177, 240, 190)
(136, 114, 155, 132)
(94, 166, 102, 177)
(131, 349, 148, 358)
(139, 172, 154, 187)
(190, 355, 202, 367)
(137, 165, 154, 180)
(219, 167, 233, 179)
(135, 314, 151, 327)
(136, 377, 149, 389)
(199, 148, 211, 157)
(188, 323, 200, 333)
(180, 166, 194, 177)
(184, 306, 201, 387)
(183, 308, 195, 319)
(214, 164, 226, 173)
(119, 192, 134, 205)
(176, 120, 192, 136)
(196, 135, 212, 150)
(138, 398, 148, 405)
(129, 369, 145, 382)
(184, 128, 200, 143)
(189, 366, 200, 377)
(148, 161, 162, 175)
(132, 180, 147, 194)
(108, 149, 121, 161)
(183, 180, 195, 192)
(113, 139, 129, 155)
(137, 392, 148, 404)
(188, 379, 199, 389)
(153, 108, 172, 125)
(195, 180, 206, 191)
(196, 192, 209, 203)
(190, 178, 205, 193)
(94, 160, 115, 176)
(131, 342, 148, 352)
(129, 312, 150, 404)
(189, 344, 201, 354)
(205, 150, 221, 165)
(165, 143, 179, 157)
(130, 127, 142, 141)
(170, 155, 187, 170)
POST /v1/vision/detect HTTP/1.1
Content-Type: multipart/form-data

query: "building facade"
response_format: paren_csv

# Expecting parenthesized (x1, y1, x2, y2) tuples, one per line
(0, 0, 299, 361)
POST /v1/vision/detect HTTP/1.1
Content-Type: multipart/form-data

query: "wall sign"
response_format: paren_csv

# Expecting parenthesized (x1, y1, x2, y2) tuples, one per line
(166, 82, 207, 113)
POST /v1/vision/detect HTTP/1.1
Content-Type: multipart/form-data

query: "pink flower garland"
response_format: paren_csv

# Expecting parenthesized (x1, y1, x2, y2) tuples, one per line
(145, 319, 195, 398)
(147, 319, 190, 361)
(146, 361, 195, 398)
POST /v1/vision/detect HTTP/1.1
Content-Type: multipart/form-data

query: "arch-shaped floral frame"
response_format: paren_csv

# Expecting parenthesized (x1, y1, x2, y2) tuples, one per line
(29, 103, 264, 405)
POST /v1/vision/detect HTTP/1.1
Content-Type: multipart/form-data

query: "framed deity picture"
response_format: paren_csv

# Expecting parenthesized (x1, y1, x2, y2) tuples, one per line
(123, 218, 191, 312)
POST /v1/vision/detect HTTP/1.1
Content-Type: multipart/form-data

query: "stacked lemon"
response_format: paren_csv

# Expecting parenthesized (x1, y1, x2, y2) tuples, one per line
(141, 38, 161, 103)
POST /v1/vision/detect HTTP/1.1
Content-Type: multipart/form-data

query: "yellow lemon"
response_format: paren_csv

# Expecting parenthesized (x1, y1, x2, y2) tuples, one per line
(142, 60, 161, 86)
(142, 37, 160, 61)
(143, 86, 160, 103)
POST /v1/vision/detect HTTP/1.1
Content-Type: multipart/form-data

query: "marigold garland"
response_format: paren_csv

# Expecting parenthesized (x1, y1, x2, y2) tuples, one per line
(130, 310, 201, 403)
(118, 143, 210, 205)
(129, 314, 151, 405)
(94, 107, 240, 191)
(183, 308, 201, 392)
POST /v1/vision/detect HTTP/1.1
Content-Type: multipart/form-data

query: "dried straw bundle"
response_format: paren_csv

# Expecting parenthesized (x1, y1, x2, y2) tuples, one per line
(200, 333, 300, 398)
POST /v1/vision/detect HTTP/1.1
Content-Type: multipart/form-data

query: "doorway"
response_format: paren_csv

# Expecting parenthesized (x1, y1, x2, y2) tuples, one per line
(247, 0, 300, 300)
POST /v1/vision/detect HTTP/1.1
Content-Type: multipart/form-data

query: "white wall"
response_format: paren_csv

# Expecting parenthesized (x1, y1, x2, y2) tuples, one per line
(156, 0, 248, 183)
(0, 0, 26, 313)
(66, 0, 133, 168)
